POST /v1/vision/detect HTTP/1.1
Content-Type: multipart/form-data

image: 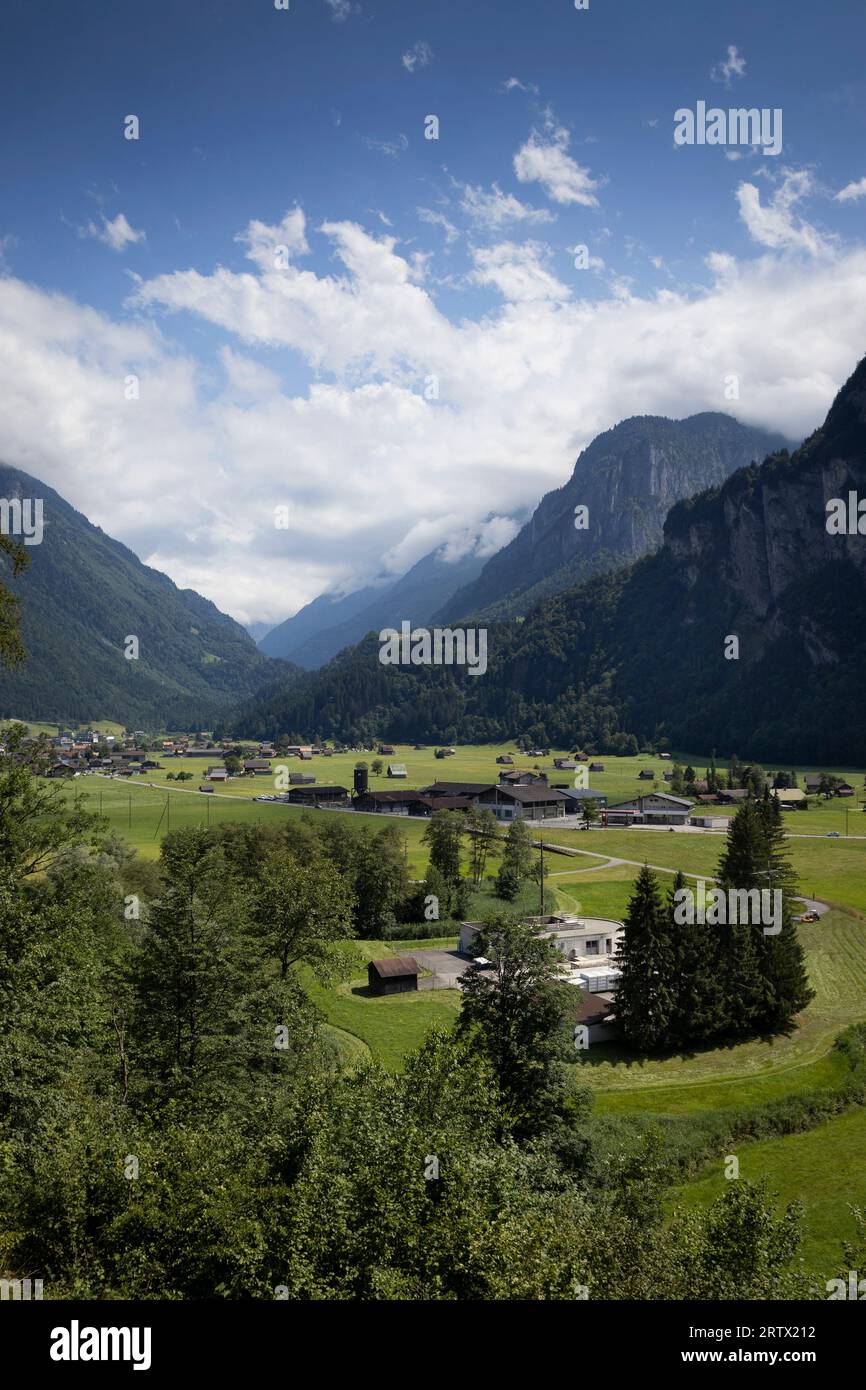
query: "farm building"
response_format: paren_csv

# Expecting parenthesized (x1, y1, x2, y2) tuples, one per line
(378, 744, 396, 756)
(689, 813, 729, 829)
(637, 769, 655, 780)
(387, 763, 408, 778)
(288, 771, 316, 784)
(368, 956, 419, 996)
(285, 785, 349, 807)
(603, 793, 693, 826)
(589, 762, 605, 773)
(772, 788, 807, 808)
(496, 754, 514, 765)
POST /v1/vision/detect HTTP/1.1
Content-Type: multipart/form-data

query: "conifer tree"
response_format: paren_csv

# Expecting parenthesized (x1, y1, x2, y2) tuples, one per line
(667, 870, 723, 1046)
(715, 801, 772, 1035)
(755, 793, 814, 1027)
(495, 817, 534, 901)
(614, 865, 676, 1052)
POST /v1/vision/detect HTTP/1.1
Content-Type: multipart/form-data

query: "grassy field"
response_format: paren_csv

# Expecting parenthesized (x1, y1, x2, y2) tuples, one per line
(673, 1106, 866, 1279)
(302, 937, 462, 1071)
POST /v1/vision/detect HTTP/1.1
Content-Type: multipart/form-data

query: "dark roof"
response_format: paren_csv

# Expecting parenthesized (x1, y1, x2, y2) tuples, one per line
(573, 988, 615, 1025)
(369, 955, 419, 979)
(419, 781, 495, 795)
(486, 784, 569, 804)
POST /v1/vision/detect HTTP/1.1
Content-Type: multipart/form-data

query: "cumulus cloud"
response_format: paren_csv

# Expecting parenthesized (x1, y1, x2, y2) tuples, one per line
(81, 212, 145, 252)
(736, 169, 832, 256)
(1, 205, 864, 624)
(711, 44, 746, 85)
(513, 111, 600, 207)
(402, 41, 433, 74)
(835, 177, 866, 204)
(469, 241, 571, 302)
(458, 180, 554, 230)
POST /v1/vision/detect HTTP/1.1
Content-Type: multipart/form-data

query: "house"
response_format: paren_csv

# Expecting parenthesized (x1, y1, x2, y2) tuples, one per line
(716, 788, 750, 804)
(637, 769, 655, 781)
(460, 914, 623, 973)
(603, 793, 693, 826)
(207, 767, 229, 782)
(571, 988, 617, 1043)
(772, 788, 807, 808)
(368, 956, 419, 996)
(285, 785, 350, 807)
(498, 769, 547, 785)
(553, 785, 609, 811)
(387, 763, 408, 778)
(496, 754, 514, 765)
(588, 762, 605, 773)
(475, 783, 570, 823)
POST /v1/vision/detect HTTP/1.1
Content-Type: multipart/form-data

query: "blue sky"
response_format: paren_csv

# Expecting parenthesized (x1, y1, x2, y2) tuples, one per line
(1, 0, 865, 625)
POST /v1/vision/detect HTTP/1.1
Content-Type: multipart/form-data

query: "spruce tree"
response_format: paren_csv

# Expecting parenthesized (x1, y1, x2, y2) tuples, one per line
(614, 865, 676, 1053)
(755, 793, 814, 1028)
(715, 801, 772, 1035)
(495, 817, 534, 901)
(667, 870, 723, 1046)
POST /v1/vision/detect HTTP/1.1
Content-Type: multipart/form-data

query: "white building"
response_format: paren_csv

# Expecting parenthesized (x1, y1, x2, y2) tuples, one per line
(459, 913, 623, 976)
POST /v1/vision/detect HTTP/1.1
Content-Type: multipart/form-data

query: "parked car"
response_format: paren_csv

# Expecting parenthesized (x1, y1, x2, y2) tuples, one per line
(827, 831, 841, 838)
(801, 911, 819, 922)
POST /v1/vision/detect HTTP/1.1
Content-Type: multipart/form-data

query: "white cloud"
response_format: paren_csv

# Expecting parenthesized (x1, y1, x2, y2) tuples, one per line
(1, 206, 864, 624)
(470, 241, 571, 302)
(417, 207, 459, 245)
(324, 0, 355, 21)
(402, 41, 433, 74)
(502, 77, 540, 95)
(458, 180, 554, 230)
(363, 132, 409, 158)
(736, 169, 832, 256)
(513, 112, 600, 207)
(81, 212, 145, 252)
(835, 177, 866, 204)
(711, 44, 746, 85)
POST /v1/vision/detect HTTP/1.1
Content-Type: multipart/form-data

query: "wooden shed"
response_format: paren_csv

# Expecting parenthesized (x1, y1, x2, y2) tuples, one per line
(368, 955, 419, 996)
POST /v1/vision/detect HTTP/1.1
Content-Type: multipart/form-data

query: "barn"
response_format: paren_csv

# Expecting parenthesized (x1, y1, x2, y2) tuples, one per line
(368, 955, 419, 996)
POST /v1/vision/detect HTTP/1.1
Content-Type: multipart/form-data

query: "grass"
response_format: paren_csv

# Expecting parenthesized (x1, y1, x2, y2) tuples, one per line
(302, 935, 461, 1071)
(673, 1105, 866, 1279)
(577, 910, 866, 1108)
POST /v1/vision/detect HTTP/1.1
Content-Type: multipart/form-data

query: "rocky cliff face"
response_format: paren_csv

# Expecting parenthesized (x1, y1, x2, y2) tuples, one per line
(439, 412, 788, 622)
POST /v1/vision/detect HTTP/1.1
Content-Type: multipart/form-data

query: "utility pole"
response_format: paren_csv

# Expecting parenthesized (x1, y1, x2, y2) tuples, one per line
(539, 837, 544, 915)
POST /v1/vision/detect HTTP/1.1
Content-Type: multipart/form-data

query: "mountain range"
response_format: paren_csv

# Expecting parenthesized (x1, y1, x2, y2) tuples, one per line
(257, 545, 488, 668)
(231, 358, 866, 765)
(0, 465, 279, 729)
(436, 412, 786, 623)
